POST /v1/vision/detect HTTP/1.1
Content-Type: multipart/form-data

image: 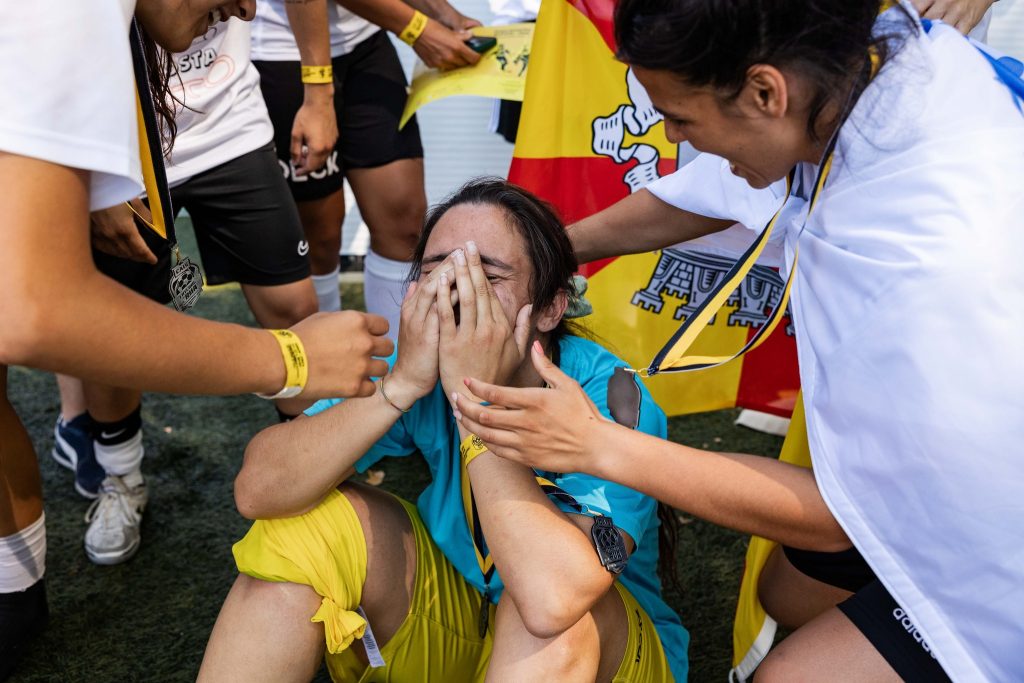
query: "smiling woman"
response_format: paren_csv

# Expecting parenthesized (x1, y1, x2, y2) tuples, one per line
(452, 2, 1024, 681)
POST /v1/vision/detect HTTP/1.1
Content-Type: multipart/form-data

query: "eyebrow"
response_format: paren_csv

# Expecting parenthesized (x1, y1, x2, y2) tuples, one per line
(654, 106, 690, 123)
(421, 252, 514, 271)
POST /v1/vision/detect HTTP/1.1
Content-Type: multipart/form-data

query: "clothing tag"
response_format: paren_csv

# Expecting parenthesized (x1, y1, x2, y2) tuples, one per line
(355, 606, 386, 668)
(169, 249, 202, 312)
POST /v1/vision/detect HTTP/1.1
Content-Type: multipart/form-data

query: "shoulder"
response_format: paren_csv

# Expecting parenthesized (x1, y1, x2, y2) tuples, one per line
(558, 335, 667, 438)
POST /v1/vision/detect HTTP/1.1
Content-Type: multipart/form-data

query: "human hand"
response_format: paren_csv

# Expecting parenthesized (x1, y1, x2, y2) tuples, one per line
(90, 199, 158, 264)
(386, 278, 444, 408)
(413, 20, 481, 70)
(912, 0, 994, 34)
(452, 341, 609, 473)
(290, 311, 393, 398)
(290, 86, 338, 176)
(437, 242, 531, 403)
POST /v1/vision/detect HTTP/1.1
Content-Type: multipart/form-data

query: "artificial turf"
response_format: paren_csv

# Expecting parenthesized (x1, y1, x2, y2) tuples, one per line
(8, 223, 784, 682)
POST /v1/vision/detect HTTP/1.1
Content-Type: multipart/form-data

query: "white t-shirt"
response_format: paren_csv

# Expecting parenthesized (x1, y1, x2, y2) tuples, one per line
(648, 11, 1024, 683)
(489, 0, 539, 25)
(166, 19, 274, 187)
(250, 0, 378, 61)
(0, 0, 142, 210)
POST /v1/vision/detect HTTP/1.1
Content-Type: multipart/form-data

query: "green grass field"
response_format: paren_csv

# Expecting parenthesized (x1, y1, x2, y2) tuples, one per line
(9, 223, 784, 682)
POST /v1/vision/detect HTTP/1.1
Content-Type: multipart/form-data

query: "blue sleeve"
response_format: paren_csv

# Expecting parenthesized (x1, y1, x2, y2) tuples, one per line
(301, 350, 418, 474)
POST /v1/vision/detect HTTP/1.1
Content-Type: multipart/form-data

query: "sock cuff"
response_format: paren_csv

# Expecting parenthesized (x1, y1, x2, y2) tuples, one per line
(91, 405, 142, 446)
(0, 513, 46, 592)
(311, 266, 341, 283)
(364, 249, 411, 283)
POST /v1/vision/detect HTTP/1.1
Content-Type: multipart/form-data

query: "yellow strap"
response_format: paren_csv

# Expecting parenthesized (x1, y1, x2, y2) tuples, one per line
(399, 10, 428, 46)
(266, 329, 309, 394)
(134, 86, 166, 239)
(459, 433, 489, 467)
(300, 65, 334, 84)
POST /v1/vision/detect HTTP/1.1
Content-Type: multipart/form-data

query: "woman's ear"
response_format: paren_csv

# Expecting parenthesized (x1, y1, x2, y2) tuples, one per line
(535, 290, 569, 333)
(739, 64, 789, 119)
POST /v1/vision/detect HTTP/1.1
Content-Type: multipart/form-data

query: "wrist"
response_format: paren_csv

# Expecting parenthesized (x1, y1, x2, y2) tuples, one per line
(302, 83, 335, 102)
(381, 372, 422, 410)
(588, 422, 621, 479)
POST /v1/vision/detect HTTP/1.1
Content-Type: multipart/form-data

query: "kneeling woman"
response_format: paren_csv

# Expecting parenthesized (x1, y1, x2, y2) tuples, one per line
(198, 179, 688, 682)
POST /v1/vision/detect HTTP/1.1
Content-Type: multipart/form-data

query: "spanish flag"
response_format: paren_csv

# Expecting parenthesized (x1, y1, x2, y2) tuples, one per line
(508, 0, 800, 419)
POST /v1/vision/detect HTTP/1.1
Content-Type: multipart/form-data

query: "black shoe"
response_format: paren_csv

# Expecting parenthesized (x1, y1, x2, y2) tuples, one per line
(0, 578, 49, 681)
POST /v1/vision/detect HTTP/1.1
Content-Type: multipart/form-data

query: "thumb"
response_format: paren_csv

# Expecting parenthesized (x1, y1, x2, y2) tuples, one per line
(513, 304, 532, 357)
(531, 340, 565, 388)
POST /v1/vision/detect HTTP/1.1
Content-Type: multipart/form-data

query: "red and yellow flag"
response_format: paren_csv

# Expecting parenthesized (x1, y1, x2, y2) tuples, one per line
(509, 0, 799, 417)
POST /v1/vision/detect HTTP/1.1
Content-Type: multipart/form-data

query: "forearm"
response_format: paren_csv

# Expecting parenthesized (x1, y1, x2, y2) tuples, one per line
(235, 377, 414, 518)
(466, 445, 612, 636)
(568, 189, 732, 264)
(333, 0, 415, 35)
(284, 0, 335, 97)
(592, 422, 849, 551)
(401, 0, 459, 23)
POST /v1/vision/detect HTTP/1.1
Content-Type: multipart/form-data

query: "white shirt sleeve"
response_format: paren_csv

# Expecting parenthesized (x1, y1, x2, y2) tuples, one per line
(0, 0, 143, 210)
(646, 152, 787, 230)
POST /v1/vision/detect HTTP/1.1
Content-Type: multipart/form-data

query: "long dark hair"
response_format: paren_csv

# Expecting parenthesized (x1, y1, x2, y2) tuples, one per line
(410, 177, 681, 588)
(614, 0, 911, 141)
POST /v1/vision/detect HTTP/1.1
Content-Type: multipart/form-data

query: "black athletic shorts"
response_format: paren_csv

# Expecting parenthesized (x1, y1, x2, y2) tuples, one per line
(783, 545, 951, 682)
(255, 30, 425, 202)
(170, 141, 311, 286)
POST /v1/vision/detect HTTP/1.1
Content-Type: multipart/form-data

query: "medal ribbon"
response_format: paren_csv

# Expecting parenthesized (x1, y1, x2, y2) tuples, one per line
(128, 19, 175, 244)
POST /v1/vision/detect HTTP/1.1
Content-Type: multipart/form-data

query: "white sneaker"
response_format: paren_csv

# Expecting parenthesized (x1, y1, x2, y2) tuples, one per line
(84, 474, 148, 565)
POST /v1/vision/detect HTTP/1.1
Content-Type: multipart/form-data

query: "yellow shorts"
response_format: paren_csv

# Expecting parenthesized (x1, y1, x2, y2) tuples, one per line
(233, 489, 673, 682)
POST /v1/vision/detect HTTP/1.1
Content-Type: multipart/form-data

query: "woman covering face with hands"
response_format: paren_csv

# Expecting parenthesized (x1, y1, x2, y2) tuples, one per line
(199, 179, 689, 682)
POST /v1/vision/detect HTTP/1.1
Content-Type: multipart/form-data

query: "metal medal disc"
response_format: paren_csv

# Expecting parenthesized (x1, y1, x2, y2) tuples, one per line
(169, 256, 203, 312)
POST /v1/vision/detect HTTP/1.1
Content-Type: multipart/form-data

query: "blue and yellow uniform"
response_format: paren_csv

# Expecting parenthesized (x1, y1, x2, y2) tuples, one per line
(233, 335, 689, 681)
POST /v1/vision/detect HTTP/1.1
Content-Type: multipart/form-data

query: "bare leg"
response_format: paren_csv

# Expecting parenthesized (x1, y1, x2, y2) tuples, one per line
(757, 545, 853, 630)
(55, 374, 87, 419)
(83, 384, 139, 424)
(239, 279, 319, 416)
(296, 191, 345, 277)
(754, 607, 901, 682)
(0, 366, 43, 536)
(487, 584, 629, 683)
(346, 159, 425, 262)
(199, 482, 416, 682)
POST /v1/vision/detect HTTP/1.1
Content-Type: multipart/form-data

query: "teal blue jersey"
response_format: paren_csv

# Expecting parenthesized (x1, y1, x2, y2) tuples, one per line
(307, 335, 689, 680)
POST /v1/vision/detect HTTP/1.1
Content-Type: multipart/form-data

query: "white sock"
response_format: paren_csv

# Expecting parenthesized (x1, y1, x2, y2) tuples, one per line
(0, 513, 46, 592)
(95, 431, 144, 487)
(312, 266, 342, 313)
(364, 249, 410, 342)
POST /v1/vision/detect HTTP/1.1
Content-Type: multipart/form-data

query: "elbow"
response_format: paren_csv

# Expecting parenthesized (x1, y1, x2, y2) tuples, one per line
(233, 441, 274, 520)
(518, 599, 584, 640)
(233, 469, 263, 520)
(515, 574, 605, 639)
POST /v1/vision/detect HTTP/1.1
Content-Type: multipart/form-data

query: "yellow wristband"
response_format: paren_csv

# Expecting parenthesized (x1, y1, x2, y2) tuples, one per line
(398, 10, 428, 46)
(257, 329, 309, 400)
(460, 433, 489, 466)
(300, 65, 333, 84)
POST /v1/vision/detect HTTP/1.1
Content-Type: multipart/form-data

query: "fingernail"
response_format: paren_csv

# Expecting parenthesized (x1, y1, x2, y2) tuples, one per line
(463, 378, 471, 386)
(451, 391, 459, 403)
(454, 410, 462, 420)
(466, 241, 478, 255)
(533, 340, 543, 353)
(454, 249, 466, 265)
